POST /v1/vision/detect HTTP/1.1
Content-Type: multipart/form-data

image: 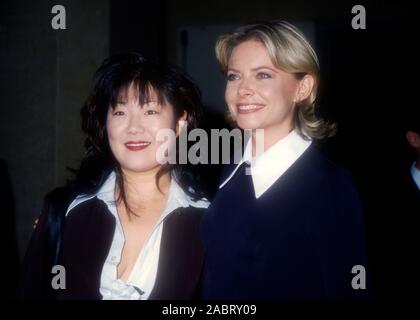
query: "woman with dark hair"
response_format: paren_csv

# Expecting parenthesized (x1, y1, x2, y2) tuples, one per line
(19, 53, 208, 300)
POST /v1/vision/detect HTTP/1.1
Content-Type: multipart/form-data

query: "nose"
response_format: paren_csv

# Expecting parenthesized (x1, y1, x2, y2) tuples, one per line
(237, 77, 254, 97)
(127, 114, 145, 135)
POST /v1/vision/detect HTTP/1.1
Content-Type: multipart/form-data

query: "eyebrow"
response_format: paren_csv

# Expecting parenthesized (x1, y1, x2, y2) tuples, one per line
(227, 66, 278, 73)
(115, 97, 158, 104)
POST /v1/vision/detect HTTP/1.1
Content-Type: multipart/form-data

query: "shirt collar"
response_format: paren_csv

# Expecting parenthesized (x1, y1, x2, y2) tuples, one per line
(410, 162, 420, 190)
(66, 171, 209, 218)
(219, 130, 312, 198)
(163, 175, 209, 215)
(66, 171, 116, 216)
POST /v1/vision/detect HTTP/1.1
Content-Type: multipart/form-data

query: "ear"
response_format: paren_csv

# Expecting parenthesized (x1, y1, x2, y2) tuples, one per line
(294, 74, 315, 103)
(407, 131, 420, 148)
(175, 111, 188, 137)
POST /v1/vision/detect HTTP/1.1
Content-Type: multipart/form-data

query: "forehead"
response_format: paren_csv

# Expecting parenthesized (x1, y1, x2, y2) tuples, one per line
(117, 83, 158, 100)
(228, 39, 274, 69)
(109, 81, 175, 115)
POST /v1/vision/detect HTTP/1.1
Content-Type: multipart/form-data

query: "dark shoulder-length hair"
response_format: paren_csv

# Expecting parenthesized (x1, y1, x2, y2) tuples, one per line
(68, 53, 204, 215)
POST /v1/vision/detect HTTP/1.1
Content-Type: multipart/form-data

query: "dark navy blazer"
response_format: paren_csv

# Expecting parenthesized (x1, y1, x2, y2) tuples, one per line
(201, 145, 368, 299)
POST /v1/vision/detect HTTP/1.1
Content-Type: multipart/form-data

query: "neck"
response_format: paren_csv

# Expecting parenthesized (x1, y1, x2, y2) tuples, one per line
(119, 167, 171, 203)
(251, 125, 293, 157)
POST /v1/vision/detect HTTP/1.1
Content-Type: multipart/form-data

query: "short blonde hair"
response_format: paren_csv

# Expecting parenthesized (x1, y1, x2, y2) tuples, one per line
(215, 20, 336, 140)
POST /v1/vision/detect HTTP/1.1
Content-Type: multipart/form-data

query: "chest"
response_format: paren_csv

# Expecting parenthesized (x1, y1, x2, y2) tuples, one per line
(115, 204, 162, 281)
(201, 168, 329, 264)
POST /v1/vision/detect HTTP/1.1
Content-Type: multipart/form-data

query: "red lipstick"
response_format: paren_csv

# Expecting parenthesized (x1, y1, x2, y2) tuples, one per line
(124, 141, 151, 151)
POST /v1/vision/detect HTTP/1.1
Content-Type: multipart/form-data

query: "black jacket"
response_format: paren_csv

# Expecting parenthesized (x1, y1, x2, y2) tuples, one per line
(19, 195, 205, 300)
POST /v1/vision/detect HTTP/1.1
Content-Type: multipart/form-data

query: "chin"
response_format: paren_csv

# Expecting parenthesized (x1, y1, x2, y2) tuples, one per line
(121, 162, 161, 174)
(236, 118, 264, 130)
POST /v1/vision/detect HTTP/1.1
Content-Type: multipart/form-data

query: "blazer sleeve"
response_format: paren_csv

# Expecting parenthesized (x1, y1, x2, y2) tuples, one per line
(318, 168, 370, 299)
(17, 197, 52, 299)
(18, 188, 68, 300)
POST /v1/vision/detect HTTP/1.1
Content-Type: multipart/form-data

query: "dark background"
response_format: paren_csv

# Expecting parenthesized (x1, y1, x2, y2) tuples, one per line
(1, 0, 418, 299)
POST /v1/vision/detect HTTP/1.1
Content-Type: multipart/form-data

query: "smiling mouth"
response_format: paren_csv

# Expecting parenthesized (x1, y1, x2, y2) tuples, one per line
(237, 104, 265, 114)
(124, 141, 151, 151)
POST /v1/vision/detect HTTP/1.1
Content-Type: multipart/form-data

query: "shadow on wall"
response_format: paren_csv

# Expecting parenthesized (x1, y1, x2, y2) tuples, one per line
(0, 159, 20, 299)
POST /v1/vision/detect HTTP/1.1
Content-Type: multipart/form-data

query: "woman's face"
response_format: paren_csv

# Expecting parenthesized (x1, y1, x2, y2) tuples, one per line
(106, 84, 176, 175)
(225, 39, 302, 143)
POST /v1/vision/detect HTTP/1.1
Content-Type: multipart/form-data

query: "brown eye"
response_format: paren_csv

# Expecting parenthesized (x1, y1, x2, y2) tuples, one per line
(145, 110, 159, 115)
(113, 111, 125, 116)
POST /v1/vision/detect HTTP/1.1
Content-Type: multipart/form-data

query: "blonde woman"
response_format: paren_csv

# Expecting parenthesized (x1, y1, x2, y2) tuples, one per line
(201, 21, 368, 299)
